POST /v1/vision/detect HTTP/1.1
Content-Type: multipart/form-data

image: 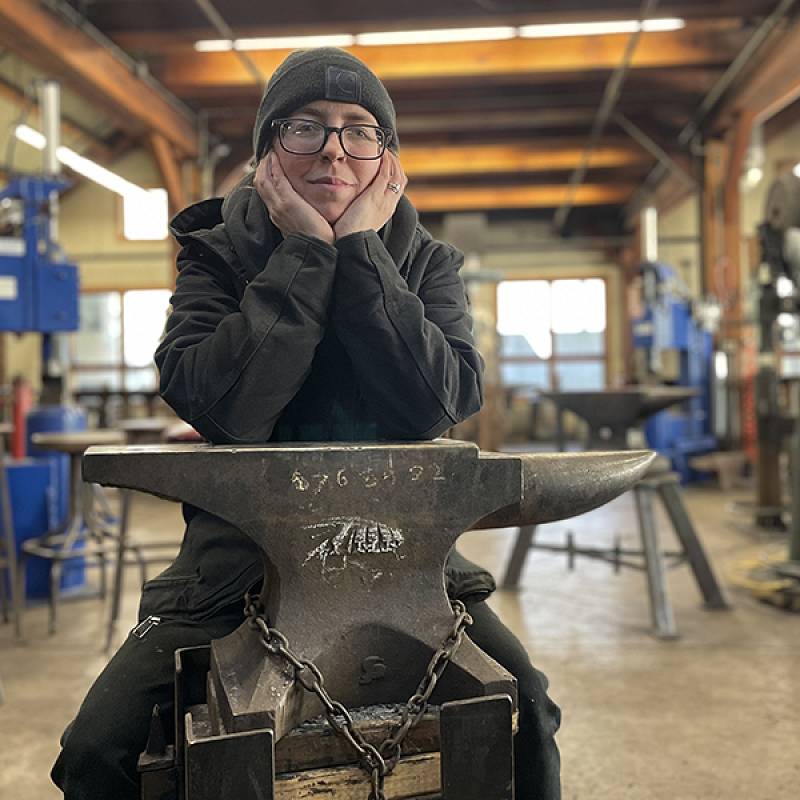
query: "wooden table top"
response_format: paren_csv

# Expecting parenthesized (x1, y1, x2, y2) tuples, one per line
(30, 429, 127, 454)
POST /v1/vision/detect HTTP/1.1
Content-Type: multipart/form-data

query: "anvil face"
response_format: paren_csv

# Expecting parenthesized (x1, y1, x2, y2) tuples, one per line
(83, 440, 654, 738)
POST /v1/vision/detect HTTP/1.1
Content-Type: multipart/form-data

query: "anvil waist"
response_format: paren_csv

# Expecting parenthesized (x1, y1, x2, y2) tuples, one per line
(137, 505, 496, 623)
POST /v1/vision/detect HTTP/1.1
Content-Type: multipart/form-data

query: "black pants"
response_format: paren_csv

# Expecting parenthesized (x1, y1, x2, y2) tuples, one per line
(51, 600, 561, 800)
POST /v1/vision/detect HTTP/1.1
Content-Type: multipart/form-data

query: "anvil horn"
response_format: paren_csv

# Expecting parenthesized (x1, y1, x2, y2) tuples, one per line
(473, 450, 655, 530)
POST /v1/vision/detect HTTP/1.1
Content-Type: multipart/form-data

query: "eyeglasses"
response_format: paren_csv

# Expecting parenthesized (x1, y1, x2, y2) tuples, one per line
(271, 118, 392, 160)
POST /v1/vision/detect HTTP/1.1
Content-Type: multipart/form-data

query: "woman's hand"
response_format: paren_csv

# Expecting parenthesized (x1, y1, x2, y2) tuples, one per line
(333, 150, 407, 241)
(254, 152, 335, 245)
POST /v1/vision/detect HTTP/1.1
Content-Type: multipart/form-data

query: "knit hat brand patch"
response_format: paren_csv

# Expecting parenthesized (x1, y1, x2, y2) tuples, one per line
(325, 66, 361, 104)
(252, 48, 398, 159)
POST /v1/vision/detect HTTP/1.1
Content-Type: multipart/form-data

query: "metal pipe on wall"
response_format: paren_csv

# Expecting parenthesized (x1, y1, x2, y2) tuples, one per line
(38, 79, 60, 242)
(641, 206, 658, 263)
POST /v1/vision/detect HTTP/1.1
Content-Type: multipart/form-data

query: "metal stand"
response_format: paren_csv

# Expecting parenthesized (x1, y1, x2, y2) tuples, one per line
(105, 490, 180, 653)
(502, 467, 730, 639)
(16, 430, 128, 635)
(105, 420, 194, 652)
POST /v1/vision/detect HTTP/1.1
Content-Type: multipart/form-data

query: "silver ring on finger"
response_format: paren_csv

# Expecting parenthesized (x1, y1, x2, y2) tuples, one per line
(387, 182, 401, 194)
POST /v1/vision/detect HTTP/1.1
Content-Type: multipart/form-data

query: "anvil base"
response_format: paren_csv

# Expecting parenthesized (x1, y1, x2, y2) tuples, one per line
(139, 645, 516, 800)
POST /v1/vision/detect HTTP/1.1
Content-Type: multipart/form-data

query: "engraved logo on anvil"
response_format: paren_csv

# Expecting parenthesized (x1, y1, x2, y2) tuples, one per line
(302, 517, 405, 571)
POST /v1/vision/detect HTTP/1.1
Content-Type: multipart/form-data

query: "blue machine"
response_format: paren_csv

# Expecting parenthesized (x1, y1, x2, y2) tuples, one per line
(0, 175, 84, 596)
(0, 176, 78, 332)
(27, 405, 87, 529)
(8, 459, 85, 599)
(632, 262, 716, 481)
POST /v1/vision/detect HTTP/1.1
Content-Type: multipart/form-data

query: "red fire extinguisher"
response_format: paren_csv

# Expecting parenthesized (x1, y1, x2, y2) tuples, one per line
(11, 376, 33, 459)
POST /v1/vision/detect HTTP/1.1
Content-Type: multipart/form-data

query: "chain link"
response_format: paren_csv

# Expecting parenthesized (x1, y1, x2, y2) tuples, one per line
(244, 593, 472, 800)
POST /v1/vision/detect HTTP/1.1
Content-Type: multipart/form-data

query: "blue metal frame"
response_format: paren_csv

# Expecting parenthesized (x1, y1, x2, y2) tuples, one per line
(0, 176, 79, 333)
(632, 262, 716, 481)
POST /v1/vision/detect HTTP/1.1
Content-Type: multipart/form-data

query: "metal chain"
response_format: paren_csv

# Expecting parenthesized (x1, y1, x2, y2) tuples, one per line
(244, 593, 473, 800)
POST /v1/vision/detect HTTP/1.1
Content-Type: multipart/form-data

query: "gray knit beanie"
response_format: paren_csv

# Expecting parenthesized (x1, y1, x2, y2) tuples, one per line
(252, 48, 398, 160)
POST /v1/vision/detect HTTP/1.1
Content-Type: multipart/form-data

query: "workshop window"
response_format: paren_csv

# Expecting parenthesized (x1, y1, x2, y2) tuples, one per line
(72, 289, 171, 395)
(121, 189, 169, 241)
(497, 278, 607, 391)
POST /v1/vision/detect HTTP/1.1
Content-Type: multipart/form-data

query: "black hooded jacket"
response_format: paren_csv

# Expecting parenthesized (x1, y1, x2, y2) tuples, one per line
(142, 177, 494, 620)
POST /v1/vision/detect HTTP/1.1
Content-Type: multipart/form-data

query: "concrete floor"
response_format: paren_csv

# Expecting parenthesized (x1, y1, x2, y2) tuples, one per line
(1, 481, 798, 799)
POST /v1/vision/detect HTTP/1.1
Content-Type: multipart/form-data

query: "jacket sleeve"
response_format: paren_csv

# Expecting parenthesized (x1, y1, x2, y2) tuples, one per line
(330, 230, 484, 439)
(155, 233, 338, 443)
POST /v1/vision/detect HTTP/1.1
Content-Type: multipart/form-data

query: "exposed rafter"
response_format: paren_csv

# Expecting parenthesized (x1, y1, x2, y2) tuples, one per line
(401, 141, 649, 176)
(0, 1, 783, 225)
(105, 2, 766, 47)
(717, 15, 800, 125)
(149, 132, 186, 213)
(0, 0, 198, 157)
(158, 30, 737, 92)
(406, 184, 633, 212)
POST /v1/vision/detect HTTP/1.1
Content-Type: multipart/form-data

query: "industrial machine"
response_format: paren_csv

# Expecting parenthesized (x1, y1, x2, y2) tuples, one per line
(0, 81, 83, 608)
(747, 171, 800, 604)
(0, 176, 78, 336)
(631, 261, 717, 481)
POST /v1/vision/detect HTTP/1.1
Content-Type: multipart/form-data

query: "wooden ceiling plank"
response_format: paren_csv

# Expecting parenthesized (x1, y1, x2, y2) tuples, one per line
(401, 142, 648, 176)
(406, 184, 633, 212)
(158, 31, 734, 91)
(718, 17, 800, 126)
(109, 12, 761, 53)
(0, 0, 197, 157)
(399, 109, 598, 134)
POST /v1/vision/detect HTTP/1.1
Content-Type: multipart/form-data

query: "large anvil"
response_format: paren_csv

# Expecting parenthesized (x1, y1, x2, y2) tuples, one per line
(84, 441, 653, 741)
(544, 386, 697, 450)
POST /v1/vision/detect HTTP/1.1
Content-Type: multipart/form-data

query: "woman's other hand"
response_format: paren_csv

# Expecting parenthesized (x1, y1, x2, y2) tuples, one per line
(333, 150, 407, 241)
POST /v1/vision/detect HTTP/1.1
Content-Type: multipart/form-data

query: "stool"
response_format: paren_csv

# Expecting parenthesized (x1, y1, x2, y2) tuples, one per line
(502, 458, 731, 639)
(0, 422, 20, 638)
(17, 429, 126, 635)
(105, 417, 180, 651)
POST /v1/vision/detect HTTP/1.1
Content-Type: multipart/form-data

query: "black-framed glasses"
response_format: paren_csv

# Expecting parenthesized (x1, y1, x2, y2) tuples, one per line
(271, 118, 392, 160)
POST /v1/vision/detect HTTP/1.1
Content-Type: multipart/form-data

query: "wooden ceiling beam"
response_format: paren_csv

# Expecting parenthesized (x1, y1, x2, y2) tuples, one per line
(205, 137, 653, 177)
(401, 142, 649, 176)
(210, 109, 639, 142)
(0, 0, 198, 158)
(158, 31, 734, 92)
(110, 13, 758, 53)
(149, 132, 186, 214)
(406, 184, 633, 212)
(716, 17, 800, 127)
(399, 109, 598, 135)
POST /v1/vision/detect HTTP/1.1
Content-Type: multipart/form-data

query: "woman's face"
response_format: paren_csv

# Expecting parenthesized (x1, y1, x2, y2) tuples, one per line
(272, 100, 383, 224)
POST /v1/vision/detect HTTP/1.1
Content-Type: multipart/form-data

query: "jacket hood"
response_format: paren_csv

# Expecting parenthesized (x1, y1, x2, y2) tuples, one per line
(170, 171, 420, 284)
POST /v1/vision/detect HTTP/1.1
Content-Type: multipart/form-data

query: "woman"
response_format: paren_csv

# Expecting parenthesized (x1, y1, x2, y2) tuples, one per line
(53, 48, 561, 800)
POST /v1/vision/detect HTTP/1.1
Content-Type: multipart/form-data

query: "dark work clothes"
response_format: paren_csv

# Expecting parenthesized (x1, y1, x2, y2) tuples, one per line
(51, 177, 561, 799)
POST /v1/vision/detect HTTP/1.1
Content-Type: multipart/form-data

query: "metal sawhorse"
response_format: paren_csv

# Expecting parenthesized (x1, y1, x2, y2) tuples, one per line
(502, 457, 731, 639)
